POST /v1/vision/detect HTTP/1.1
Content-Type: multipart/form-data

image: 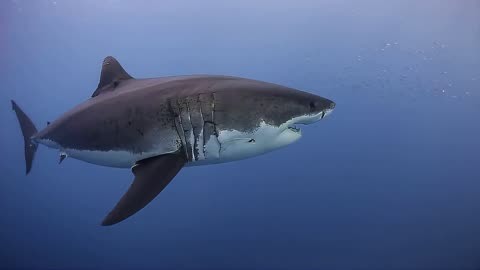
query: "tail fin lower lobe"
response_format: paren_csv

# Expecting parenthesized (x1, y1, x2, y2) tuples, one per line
(11, 100, 38, 174)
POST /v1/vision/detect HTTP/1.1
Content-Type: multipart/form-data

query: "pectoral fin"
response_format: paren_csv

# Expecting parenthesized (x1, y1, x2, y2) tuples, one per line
(101, 153, 186, 226)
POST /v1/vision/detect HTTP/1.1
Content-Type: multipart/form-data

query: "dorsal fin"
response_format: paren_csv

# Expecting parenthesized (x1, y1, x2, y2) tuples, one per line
(91, 56, 133, 97)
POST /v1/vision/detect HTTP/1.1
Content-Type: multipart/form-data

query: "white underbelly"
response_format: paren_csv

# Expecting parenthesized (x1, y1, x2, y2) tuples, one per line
(38, 121, 301, 168)
(65, 148, 149, 168)
(39, 138, 178, 168)
(187, 122, 302, 166)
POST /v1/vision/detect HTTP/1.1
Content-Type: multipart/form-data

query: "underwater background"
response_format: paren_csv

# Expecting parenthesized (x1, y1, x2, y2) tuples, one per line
(1, 0, 479, 269)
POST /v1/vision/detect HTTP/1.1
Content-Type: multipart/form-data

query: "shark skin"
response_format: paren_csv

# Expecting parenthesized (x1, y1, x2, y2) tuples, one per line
(11, 56, 335, 226)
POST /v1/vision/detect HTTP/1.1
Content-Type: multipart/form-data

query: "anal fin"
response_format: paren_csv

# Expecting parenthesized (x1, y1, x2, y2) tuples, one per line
(101, 152, 186, 226)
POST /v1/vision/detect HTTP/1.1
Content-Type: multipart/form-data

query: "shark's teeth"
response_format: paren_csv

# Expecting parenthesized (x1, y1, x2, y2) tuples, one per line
(288, 125, 300, 133)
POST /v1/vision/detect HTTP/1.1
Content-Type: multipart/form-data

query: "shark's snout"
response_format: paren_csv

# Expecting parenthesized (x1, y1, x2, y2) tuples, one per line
(324, 101, 335, 117)
(329, 101, 336, 110)
(318, 98, 335, 119)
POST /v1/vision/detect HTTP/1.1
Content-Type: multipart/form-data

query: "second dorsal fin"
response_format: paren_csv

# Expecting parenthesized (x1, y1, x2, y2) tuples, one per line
(92, 56, 133, 97)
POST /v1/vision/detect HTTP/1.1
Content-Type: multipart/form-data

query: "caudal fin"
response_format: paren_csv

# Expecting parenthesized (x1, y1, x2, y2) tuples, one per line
(11, 100, 38, 174)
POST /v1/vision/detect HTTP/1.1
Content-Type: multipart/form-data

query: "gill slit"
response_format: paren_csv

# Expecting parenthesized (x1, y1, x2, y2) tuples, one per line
(198, 95, 205, 159)
(212, 92, 222, 154)
(185, 100, 196, 161)
(173, 98, 189, 160)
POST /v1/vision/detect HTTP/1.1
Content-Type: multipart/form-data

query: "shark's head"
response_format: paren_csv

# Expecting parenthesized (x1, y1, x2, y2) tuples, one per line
(209, 78, 336, 162)
(256, 87, 336, 147)
(272, 89, 336, 130)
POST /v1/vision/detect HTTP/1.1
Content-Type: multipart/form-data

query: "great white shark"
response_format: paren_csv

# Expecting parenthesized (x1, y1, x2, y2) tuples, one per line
(12, 56, 335, 226)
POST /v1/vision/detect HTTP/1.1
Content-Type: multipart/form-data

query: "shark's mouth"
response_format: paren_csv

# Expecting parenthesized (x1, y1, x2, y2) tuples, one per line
(287, 125, 301, 133)
(285, 108, 334, 133)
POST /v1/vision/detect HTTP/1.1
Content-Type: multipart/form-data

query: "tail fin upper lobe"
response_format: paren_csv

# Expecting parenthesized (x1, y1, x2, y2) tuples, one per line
(11, 100, 38, 174)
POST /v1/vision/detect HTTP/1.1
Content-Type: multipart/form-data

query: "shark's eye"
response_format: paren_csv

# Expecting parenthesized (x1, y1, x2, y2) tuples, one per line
(309, 101, 316, 112)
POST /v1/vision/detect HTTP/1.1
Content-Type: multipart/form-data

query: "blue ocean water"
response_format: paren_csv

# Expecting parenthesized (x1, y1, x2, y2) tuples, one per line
(1, 0, 479, 269)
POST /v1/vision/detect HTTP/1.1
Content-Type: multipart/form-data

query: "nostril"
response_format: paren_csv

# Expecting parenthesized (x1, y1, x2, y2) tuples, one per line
(330, 102, 336, 109)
